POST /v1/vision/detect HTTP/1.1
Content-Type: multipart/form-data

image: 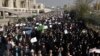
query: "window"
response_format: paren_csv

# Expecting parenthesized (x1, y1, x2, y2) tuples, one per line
(33, 5, 36, 9)
(2, 0, 9, 7)
(14, 0, 16, 8)
(21, 1, 25, 8)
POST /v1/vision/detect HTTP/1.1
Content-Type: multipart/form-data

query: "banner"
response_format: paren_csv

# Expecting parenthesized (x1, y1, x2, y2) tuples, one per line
(30, 37, 37, 43)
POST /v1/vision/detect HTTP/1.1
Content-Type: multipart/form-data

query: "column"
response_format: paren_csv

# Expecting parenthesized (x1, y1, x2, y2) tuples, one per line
(3, 11, 5, 19)
(25, 0, 29, 8)
(29, 0, 33, 8)
(16, 0, 20, 8)
(8, 0, 14, 8)
(0, 0, 2, 7)
(33, 0, 36, 4)
(37, 9, 39, 15)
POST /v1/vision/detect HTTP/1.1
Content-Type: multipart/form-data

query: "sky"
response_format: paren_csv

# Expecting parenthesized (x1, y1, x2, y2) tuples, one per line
(37, 0, 99, 7)
(37, 0, 75, 7)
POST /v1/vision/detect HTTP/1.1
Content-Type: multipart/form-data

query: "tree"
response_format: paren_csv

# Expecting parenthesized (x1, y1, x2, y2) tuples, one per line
(75, 0, 93, 19)
(63, 4, 67, 11)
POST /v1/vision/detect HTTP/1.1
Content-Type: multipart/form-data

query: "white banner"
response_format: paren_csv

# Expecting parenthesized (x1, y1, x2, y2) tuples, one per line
(30, 37, 37, 43)
(89, 48, 100, 53)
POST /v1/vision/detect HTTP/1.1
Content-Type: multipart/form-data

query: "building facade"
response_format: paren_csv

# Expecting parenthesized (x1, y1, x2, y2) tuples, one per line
(0, 0, 45, 14)
(0, 0, 52, 25)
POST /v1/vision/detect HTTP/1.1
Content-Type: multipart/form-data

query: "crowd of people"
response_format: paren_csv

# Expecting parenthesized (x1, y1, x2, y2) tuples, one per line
(0, 12, 100, 56)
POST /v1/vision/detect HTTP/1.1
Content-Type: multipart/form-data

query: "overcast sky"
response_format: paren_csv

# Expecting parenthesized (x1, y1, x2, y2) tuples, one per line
(37, 0, 99, 7)
(37, 0, 75, 7)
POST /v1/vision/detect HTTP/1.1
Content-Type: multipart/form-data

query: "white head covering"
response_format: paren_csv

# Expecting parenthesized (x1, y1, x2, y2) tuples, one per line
(64, 29, 68, 34)
(82, 29, 87, 33)
(36, 23, 39, 25)
(49, 25, 52, 28)
(35, 27, 37, 29)
(23, 31, 26, 34)
(58, 22, 61, 25)
(15, 24, 20, 27)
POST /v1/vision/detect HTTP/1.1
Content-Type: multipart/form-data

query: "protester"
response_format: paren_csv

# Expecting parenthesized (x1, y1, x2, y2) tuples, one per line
(0, 12, 99, 56)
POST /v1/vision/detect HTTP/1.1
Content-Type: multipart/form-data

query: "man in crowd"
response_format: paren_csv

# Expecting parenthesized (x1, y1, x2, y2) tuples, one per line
(0, 11, 99, 56)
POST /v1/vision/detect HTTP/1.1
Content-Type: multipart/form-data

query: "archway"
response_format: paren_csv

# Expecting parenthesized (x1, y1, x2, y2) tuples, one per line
(2, 0, 9, 7)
